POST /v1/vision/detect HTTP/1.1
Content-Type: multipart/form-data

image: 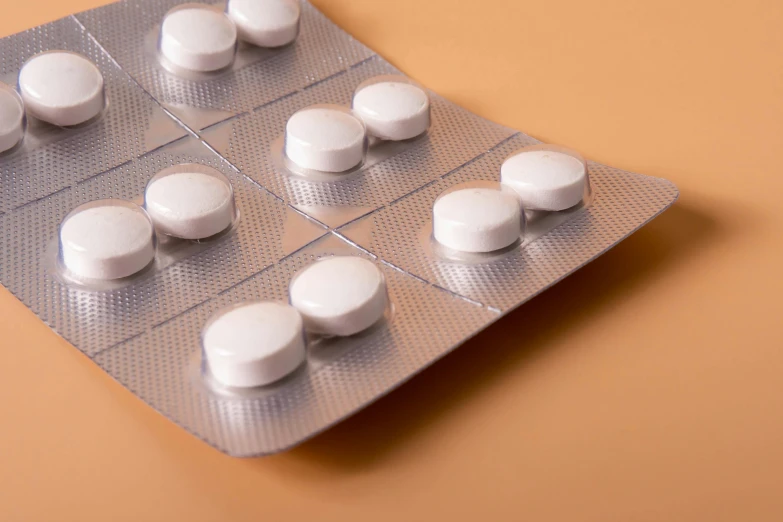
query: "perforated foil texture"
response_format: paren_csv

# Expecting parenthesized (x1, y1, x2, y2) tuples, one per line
(0, 0, 678, 456)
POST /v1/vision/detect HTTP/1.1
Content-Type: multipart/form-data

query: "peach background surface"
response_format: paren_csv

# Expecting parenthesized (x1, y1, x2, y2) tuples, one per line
(1, 1, 782, 520)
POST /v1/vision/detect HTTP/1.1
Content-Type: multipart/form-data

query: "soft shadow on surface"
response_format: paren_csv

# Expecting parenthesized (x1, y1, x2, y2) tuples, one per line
(259, 202, 722, 474)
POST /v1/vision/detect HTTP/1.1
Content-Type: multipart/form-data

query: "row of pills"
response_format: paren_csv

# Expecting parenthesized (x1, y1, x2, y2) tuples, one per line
(434, 146, 589, 253)
(203, 256, 389, 387)
(274, 73, 588, 255)
(284, 76, 431, 172)
(199, 147, 587, 389)
(59, 165, 235, 280)
(54, 79, 587, 390)
(160, 0, 300, 73)
(59, 164, 388, 388)
(0, 52, 106, 152)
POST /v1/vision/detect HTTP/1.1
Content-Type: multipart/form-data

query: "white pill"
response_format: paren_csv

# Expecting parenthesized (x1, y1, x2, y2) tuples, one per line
(160, 5, 237, 72)
(352, 79, 430, 140)
(289, 256, 388, 336)
(18, 52, 104, 127)
(500, 148, 587, 211)
(433, 188, 522, 253)
(145, 167, 234, 240)
(60, 201, 155, 280)
(227, 0, 300, 48)
(285, 105, 366, 173)
(0, 83, 25, 153)
(202, 302, 306, 388)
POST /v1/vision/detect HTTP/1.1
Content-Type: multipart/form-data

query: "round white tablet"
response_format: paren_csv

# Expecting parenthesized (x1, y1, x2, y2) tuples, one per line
(145, 165, 235, 239)
(433, 187, 522, 253)
(289, 256, 388, 336)
(500, 147, 587, 211)
(18, 52, 104, 127)
(202, 301, 306, 388)
(284, 105, 367, 173)
(0, 82, 25, 153)
(159, 5, 237, 72)
(227, 0, 300, 47)
(59, 200, 155, 280)
(352, 77, 430, 140)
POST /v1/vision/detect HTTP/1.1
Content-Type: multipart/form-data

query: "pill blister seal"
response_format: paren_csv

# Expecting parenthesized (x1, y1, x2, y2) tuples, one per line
(202, 55, 516, 228)
(0, 0, 679, 456)
(0, 136, 326, 356)
(75, 0, 374, 131)
(340, 134, 680, 311)
(0, 16, 188, 213)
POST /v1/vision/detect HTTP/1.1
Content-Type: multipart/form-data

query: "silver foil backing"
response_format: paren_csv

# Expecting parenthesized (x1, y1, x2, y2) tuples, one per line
(0, 0, 678, 455)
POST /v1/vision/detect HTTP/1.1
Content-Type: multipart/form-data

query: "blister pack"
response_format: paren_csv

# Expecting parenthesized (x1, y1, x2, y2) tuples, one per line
(0, 0, 677, 456)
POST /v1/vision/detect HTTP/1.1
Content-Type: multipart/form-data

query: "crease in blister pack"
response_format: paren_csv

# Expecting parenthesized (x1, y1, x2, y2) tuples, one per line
(0, 0, 679, 456)
(75, 0, 375, 131)
(0, 16, 188, 213)
(202, 56, 516, 228)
